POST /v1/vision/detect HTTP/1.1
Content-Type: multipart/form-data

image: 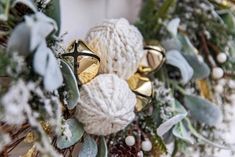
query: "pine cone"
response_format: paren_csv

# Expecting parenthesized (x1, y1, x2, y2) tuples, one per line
(109, 140, 139, 157)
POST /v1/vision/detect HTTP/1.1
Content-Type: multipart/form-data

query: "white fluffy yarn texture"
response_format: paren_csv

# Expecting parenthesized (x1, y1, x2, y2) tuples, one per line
(85, 18, 145, 79)
(76, 74, 136, 135)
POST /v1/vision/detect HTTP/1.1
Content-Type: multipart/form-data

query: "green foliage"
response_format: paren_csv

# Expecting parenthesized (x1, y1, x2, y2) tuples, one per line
(0, 0, 10, 21)
(183, 54, 210, 80)
(97, 136, 108, 157)
(0, 48, 10, 76)
(56, 118, 84, 149)
(60, 60, 80, 110)
(136, 0, 176, 40)
(79, 135, 98, 157)
(184, 95, 222, 126)
(45, 0, 61, 35)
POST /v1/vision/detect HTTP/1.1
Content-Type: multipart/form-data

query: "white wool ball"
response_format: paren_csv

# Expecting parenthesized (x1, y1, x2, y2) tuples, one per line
(125, 135, 136, 146)
(212, 67, 224, 79)
(76, 74, 136, 135)
(141, 140, 152, 152)
(216, 53, 227, 63)
(86, 18, 145, 79)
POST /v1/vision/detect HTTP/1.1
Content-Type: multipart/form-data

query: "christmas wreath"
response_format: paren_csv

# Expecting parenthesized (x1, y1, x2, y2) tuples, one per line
(1, 0, 235, 157)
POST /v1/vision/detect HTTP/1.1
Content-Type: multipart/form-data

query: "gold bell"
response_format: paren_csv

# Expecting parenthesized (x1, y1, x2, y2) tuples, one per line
(139, 45, 166, 73)
(62, 40, 100, 85)
(128, 73, 153, 112)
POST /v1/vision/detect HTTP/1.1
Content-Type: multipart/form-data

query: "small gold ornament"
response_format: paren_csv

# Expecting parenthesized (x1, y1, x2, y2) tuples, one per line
(144, 45, 166, 72)
(24, 132, 38, 143)
(196, 80, 213, 101)
(62, 40, 100, 85)
(128, 73, 153, 111)
(21, 145, 37, 157)
(128, 44, 165, 111)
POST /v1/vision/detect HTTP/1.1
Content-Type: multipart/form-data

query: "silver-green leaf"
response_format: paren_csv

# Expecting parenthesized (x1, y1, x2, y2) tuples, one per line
(33, 42, 63, 91)
(166, 50, 194, 84)
(0, 0, 10, 21)
(185, 118, 233, 150)
(178, 35, 198, 54)
(173, 122, 194, 144)
(183, 54, 210, 80)
(79, 135, 98, 157)
(12, 0, 37, 12)
(184, 95, 222, 126)
(61, 60, 79, 110)
(97, 136, 108, 157)
(157, 100, 187, 137)
(56, 118, 84, 149)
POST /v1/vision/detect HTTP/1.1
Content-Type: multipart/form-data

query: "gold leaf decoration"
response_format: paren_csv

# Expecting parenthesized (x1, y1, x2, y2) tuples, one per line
(196, 79, 213, 100)
(20, 145, 37, 157)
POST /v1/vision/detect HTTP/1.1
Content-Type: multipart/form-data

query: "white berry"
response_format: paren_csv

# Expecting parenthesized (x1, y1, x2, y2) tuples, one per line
(229, 94, 235, 102)
(217, 53, 227, 63)
(212, 67, 224, 79)
(141, 140, 152, 152)
(137, 151, 144, 157)
(197, 55, 204, 63)
(228, 80, 235, 89)
(125, 136, 135, 146)
(218, 79, 226, 86)
(214, 85, 223, 93)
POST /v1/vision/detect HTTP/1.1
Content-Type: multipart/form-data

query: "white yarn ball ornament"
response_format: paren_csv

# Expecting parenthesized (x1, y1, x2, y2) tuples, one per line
(76, 74, 136, 135)
(85, 18, 145, 79)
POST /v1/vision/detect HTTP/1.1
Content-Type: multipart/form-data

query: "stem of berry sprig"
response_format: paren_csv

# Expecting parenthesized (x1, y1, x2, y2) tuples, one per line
(169, 80, 187, 95)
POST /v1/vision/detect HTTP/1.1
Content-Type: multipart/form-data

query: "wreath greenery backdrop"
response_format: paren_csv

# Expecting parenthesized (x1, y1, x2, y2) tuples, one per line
(1, 0, 235, 157)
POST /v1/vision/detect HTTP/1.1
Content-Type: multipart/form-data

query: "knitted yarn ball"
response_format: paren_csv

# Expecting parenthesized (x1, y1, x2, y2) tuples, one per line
(76, 74, 136, 135)
(85, 18, 145, 79)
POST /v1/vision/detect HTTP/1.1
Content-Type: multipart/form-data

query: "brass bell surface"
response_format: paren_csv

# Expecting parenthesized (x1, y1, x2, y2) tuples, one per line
(128, 73, 153, 111)
(144, 45, 166, 72)
(63, 40, 100, 85)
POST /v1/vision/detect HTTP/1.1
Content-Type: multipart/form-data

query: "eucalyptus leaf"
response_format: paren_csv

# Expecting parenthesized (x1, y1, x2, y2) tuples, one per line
(61, 60, 79, 110)
(79, 135, 98, 157)
(57, 118, 84, 149)
(157, 113, 187, 137)
(43, 54, 63, 91)
(166, 50, 194, 84)
(157, 100, 187, 137)
(167, 18, 180, 37)
(8, 12, 57, 55)
(184, 95, 222, 126)
(25, 12, 58, 51)
(7, 23, 31, 55)
(45, 0, 61, 35)
(0, 0, 10, 21)
(185, 118, 233, 150)
(173, 122, 194, 144)
(97, 136, 108, 157)
(161, 37, 182, 51)
(174, 100, 187, 114)
(33, 41, 63, 91)
(218, 10, 235, 32)
(178, 34, 198, 54)
(12, 0, 37, 12)
(183, 54, 210, 80)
